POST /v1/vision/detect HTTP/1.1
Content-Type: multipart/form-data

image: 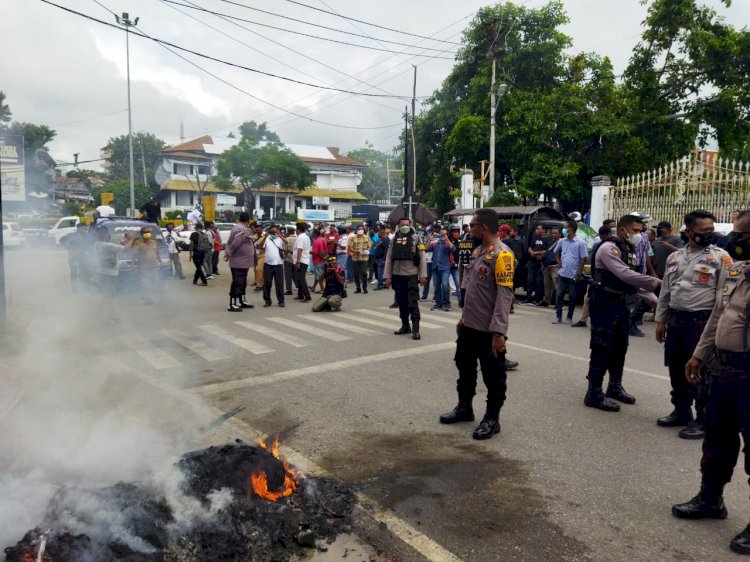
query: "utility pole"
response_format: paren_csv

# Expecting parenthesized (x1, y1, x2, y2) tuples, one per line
(115, 12, 139, 217)
(411, 65, 417, 202)
(140, 142, 147, 186)
(489, 58, 497, 201)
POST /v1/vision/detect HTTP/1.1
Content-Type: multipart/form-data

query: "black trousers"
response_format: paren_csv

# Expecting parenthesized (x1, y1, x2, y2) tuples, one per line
(353, 260, 368, 289)
(586, 289, 630, 389)
(211, 251, 220, 274)
(392, 274, 420, 326)
(229, 267, 249, 298)
(284, 261, 296, 292)
(527, 261, 543, 302)
(294, 263, 310, 299)
(454, 326, 508, 419)
(700, 353, 750, 487)
(263, 263, 285, 304)
(665, 310, 711, 414)
(192, 252, 207, 283)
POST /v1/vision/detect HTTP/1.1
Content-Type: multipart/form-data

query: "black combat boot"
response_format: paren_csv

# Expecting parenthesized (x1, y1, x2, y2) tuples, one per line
(657, 408, 694, 427)
(394, 324, 411, 335)
(605, 372, 636, 404)
(472, 416, 500, 440)
(439, 402, 474, 424)
(412, 321, 420, 340)
(730, 524, 750, 555)
(240, 296, 255, 309)
(584, 374, 620, 412)
(678, 420, 705, 440)
(672, 476, 727, 520)
(227, 297, 242, 312)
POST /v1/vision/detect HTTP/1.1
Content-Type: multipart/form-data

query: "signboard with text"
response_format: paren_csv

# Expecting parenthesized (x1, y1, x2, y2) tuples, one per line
(298, 209, 334, 222)
(0, 135, 25, 202)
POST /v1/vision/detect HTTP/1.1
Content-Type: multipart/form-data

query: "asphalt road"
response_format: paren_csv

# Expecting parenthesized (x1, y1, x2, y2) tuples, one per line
(2, 248, 748, 562)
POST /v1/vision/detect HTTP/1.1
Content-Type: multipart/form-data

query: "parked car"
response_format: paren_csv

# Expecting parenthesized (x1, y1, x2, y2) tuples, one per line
(2, 222, 26, 247)
(213, 222, 236, 248)
(48, 216, 81, 245)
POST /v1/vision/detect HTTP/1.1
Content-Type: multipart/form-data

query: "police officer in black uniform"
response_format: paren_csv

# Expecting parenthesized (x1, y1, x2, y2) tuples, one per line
(384, 217, 427, 340)
(584, 214, 661, 411)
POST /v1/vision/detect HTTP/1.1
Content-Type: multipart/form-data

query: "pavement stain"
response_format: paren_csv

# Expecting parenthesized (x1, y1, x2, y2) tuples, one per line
(318, 431, 591, 562)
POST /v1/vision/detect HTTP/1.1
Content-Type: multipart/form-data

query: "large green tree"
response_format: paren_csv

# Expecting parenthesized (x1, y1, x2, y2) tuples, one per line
(92, 179, 152, 215)
(102, 132, 166, 193)
(2, 120, 58, 195)
(215, 121, 312, 211)
(0, 91, 11, 125)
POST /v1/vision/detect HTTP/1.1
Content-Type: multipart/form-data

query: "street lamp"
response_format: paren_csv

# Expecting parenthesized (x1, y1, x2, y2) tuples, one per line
(273, 181, 280, 220)
(115, 12, 139, 217)
(489, 69, 507, 201)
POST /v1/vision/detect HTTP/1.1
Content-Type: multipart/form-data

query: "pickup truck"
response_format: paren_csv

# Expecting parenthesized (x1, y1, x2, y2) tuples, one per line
(48, 216, 81, 245)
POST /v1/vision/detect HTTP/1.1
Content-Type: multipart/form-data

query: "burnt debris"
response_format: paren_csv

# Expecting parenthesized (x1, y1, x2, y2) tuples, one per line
(4, 440, 355, 562)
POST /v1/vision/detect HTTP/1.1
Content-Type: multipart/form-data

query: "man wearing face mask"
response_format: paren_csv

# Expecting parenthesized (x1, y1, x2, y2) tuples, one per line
(672, 211, 750, 555)
(384, 218, 427, 340)
(654, 210, 730, 439)
(584, 214, 661, 412)
(347, 225, 371, 294)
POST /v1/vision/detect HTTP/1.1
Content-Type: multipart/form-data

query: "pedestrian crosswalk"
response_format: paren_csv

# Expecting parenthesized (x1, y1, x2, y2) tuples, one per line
(121, 307, 458, 372)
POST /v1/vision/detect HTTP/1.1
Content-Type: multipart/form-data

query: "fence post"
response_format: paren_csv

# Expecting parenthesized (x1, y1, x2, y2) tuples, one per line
(590, 175, 611, 228)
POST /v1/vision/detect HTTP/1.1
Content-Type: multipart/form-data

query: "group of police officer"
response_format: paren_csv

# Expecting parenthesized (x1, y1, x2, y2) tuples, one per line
(381, 207, 750, 555)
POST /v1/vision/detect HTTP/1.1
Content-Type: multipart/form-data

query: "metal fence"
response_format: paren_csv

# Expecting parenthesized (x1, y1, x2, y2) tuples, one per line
(608, 152, 750, 226)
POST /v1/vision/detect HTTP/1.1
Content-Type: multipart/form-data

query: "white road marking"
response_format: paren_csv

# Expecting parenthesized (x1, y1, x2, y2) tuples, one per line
(115, 361, 464, 562)
(336, 311, 440, 331)
(267, 317, 351, 342)
(160, 329, 229, 361)
(408, 311, 457, 325)
(355, 309, 442, 329)
(122, 334, 181, 370)
(193, 342, 454, 395)
(300, 314, 380, 335)
(235, 321, 309, 348)
(199, 325, 273, 355)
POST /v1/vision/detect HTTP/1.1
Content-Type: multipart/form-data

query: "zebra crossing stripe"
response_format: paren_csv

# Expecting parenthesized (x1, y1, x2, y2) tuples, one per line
(355, 309, 443, 329)
(267, 317, 351, 341)
(199, 325, 273, 354)
(300, 314, 379, 335)
(160, 329, 229, 361)
(235, 322, 309, 348)
(123, 334, 181, 370)
(411, 311, 458, 325)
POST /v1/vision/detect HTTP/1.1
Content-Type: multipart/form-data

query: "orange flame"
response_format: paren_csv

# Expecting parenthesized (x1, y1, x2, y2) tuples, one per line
(250, 435, 304, 501)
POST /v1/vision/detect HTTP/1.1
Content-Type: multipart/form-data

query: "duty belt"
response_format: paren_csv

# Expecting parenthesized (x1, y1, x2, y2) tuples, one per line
(715, 349, 750, 370)
(593, 285, 627, 298)
(669, 309, 712, 323)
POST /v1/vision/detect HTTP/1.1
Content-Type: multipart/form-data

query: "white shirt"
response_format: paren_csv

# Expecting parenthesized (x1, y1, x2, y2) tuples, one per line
(187, 209, 202, 223)
(264, 236, 284, 266)
(96, 204, 115, 217)
(337, 234, 349, 255)
(293, 232, 311, 265)
(164, 231, 178, 255)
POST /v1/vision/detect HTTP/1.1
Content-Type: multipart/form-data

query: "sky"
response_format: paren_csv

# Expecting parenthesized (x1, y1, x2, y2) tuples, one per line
(1, 0, 747, 171)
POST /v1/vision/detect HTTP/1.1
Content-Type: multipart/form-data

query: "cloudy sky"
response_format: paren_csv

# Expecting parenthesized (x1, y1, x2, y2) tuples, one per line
(2, 0, 747, 171)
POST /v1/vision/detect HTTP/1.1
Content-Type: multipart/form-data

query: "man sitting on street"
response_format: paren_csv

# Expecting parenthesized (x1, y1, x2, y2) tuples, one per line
(312, 256, 345, 312)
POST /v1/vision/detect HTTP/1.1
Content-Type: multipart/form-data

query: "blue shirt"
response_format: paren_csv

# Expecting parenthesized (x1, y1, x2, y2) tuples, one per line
(554, 237, 588, 279)
(431, 238, 452, 270)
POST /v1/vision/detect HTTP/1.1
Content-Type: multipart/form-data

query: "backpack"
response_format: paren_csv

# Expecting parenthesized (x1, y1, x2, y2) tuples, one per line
(196, 232, 211, 253)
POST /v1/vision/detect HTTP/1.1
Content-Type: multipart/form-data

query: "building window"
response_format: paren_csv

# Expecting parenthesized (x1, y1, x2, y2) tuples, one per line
(173, 163, 178, 174)
(197, 165, 211, 175)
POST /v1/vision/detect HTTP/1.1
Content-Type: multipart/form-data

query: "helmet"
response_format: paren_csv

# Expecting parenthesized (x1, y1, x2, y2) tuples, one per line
(448, 224, 461, 232)
(568, 211, 582, 222)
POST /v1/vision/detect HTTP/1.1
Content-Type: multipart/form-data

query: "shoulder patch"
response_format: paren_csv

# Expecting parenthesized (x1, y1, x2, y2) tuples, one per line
(722, 255, 733, 270)
(610, 246, 620, 256)
(728, 268, 741, 277)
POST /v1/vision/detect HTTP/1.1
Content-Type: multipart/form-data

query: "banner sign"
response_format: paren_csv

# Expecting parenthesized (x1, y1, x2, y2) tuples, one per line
(298, 209, 334, 221)
(0, 135, 25, 202)
(202, 195, 217, 221)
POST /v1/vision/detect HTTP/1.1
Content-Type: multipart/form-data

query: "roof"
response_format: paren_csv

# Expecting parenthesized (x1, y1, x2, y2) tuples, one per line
(444, 206, 563, 219)
(163, 136, 366, 168)
(160, 179, 242, 194)
(297, 188, 368, 201)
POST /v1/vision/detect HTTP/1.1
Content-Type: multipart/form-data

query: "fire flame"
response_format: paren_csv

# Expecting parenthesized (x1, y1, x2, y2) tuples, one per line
(250, 435, 304, 501)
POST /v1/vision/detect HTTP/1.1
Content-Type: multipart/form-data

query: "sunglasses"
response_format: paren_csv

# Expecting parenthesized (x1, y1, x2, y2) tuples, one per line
(468, 222, 484, 228)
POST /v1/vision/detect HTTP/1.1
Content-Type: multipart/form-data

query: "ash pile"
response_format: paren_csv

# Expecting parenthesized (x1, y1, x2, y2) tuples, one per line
(4, 440, 355, 562)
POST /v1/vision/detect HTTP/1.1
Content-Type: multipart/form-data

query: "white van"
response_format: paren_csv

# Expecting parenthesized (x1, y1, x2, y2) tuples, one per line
(2, 222, 26, 247)
(48, 216, 81, 245)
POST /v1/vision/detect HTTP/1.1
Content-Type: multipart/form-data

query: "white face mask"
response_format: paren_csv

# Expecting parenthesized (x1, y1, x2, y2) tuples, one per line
(357, 230, 364, 236)
(627, 232, 642, 246)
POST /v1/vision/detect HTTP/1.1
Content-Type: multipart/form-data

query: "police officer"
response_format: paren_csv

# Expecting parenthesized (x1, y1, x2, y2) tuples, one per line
(384, 217, 427, 340)
(672, 210, 750, 555)
(439, 209, 514, 440)
(655, 210, 730, 438)
(584, 214, 661, 412)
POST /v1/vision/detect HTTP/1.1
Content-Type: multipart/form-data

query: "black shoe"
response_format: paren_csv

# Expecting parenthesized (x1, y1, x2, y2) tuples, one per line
(439, 403, 474, 424)
(284, 291, 293, 295)
(472, 417, 501, 440)
(657, 409, 694, 427)
(678, 421, 705, 440)
(228, 299, 242, 312)
(672, 494, 727, 520)
(572, 320, 587, 328)
(263, 302, 272, 307)
(629, 326, 645, 337)
(193, 279, 198, 285)
(412, 330, 420, 340)
(605, 385, 636, 405)
(240, 299, 255, 309)
(394, 325, 412, 335)
(253, 286, 263, 292)
(584, 391, 620, 412)
(278, 302, 285, 307)
(731, 524, 750, 555)
(363, 288, 368, 294)
(354, 289, 362, 294)
(389, 302, 398, 309)
(505, 359, 519, 371)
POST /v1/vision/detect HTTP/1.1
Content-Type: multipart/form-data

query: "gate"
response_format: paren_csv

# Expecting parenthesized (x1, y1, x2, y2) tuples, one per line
(607, 152, 750, 227)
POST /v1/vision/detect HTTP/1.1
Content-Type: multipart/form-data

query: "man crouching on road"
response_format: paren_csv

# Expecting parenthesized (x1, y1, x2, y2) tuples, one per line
(440, 208, 515, 440)
(312, 255, 345, 312)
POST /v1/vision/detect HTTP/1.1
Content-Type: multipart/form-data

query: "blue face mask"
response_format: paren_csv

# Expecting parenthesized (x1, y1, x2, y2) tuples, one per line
(562, 228, 568, 237)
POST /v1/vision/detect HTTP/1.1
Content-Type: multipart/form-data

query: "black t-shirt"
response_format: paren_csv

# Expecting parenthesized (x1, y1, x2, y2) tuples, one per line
(652, 235, 684, 278)
(529, 235, 549, 263)
(505, 237, 527, 266)
(322, 267, 344, 297)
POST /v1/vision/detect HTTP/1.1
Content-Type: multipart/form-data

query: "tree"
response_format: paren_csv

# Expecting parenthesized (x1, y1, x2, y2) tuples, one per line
(215, 121, 312, 211)
(182, 159, 216, 205)
(102, 132, 167, 193)
(92, 179, 152, 215)
(346, 144, 396, 201)
(0, 91, 11, 125)
(3, 121, 57, 195)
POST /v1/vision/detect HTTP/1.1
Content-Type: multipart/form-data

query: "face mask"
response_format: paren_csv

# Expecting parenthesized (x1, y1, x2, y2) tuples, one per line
(399, 226, 411, 235)
(142, 233, 152, 240)
(725, 232, 750, 260)
(270, 233, 277, 239)
(561, 228, 568, 237)
(691, 232, 715, 247)
(357, 230, 364, 236)
(627, 232, 642, 247)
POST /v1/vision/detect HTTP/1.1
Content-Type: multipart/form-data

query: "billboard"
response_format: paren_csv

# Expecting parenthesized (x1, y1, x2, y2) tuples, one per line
(0, 135, 25, 202)
(298, 209, 334, 222)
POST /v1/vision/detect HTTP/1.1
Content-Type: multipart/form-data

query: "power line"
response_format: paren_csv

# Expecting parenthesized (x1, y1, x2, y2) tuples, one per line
(283, 0, 462, 45)
(39, 0, 429, 100)
(163, 0, 457, 56)
(52, 108, 127, 128)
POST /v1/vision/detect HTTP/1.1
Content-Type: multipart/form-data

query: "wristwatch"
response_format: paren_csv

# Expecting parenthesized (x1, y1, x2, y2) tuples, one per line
(493, 332, 504, 338)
